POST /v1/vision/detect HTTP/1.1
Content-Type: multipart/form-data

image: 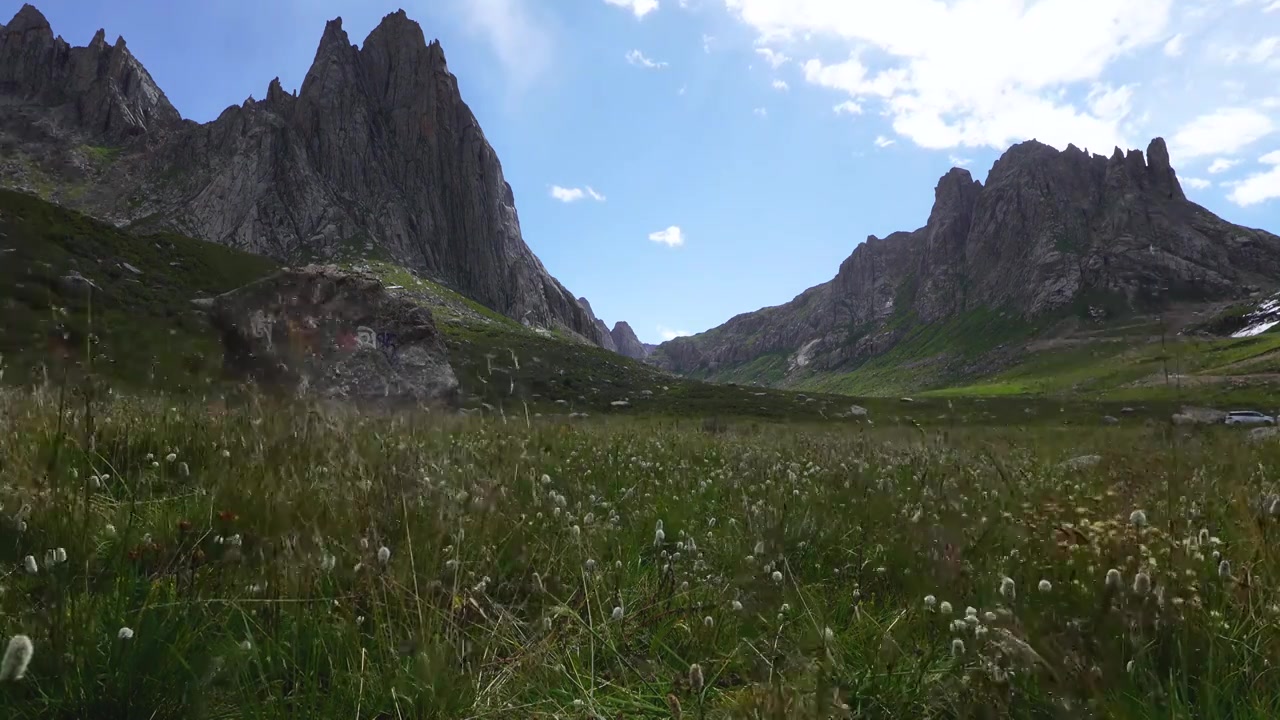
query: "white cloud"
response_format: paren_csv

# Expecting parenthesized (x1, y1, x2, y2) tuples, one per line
(725, 0, 1175, 152)
(1164, 33, 1185, 57)
(755, 47, 790, 68)
(753, 107, 769, 117)
(1182, 177, 1212, 189)
(1208, 158, 1240, 174)
(1248, 37, 1280, 64)
(874, 135, 895, 148)
(833, 100, 863, 116)
(550, 185, 607, 203)
(648, 226, 685, 247)
(949, 155, 971, 167)
(1227, 151, 1280, 205)
(1170, 108, 1275, 159)
(1267, 0, 1280, 11)
(771, 79, 790, 91)
(626, 49, 669, 68)
(702, 34, 715, 53)
(658, 325, 693, 341)
(456, 0, 553, 90)
(604, 0, 659, 19)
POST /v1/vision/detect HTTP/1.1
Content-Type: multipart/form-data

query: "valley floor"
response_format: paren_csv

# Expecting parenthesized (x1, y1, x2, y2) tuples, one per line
(1, 389, 1278, 718)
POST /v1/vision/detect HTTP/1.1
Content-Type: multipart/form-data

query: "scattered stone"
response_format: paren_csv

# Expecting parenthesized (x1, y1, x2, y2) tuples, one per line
(1176, 406, 1227, 425)
(1102, 416, 1120, 425)
(569, 412, 590, 419)
(848, 405, 869, 418)
(1061, 455, 1103, 471)
(120, 262, 142, 275)
(610, 400, 631, 408)
(1249, 427, 1280, 442)
(59, 271, 101, 294)
(900, 397, 915, 403)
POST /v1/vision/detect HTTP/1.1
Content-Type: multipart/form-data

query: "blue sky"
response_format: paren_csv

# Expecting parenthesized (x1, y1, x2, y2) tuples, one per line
(10, 0, 1280, 343)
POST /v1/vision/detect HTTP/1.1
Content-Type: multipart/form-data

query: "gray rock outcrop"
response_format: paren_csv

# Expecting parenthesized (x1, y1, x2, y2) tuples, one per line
(577, 296, 617, 353)
(203, 264, 458, 406)
(0, 5, 602, 344)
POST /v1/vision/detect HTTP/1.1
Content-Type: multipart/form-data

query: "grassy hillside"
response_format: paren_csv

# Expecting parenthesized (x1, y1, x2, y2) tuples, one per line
(2, 390, 1279, 717)
(0, 189, 279, 391)
(679, 302, 1280, 408)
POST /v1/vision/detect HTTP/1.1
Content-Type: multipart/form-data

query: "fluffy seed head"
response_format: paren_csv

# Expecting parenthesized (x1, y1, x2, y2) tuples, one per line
(939, 601, 953, 615)
(951, 638, 965, 657)
(1105, 568, 1123, 591)
(1129, 510, 1147, 528)
(1133, 572, 1151, 596)
(0, 635, 34, 681)
(999, 577, 1016, 601)
(924, 594, 937, 609)
(117, 627, 134, 640)
(689, 663, 704, 692)
(376, 546, 391, 564)
(1038, 579, 1052, 593)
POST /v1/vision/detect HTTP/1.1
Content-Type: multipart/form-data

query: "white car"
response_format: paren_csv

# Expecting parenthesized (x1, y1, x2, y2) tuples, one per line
(1224, 410, 1276, 426)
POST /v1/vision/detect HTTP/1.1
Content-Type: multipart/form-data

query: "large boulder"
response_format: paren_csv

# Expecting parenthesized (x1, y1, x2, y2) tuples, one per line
(202, 265, 458, 406)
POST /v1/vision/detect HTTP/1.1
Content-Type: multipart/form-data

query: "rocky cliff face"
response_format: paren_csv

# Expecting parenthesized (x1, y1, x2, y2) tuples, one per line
(0, 4, 601, 342)
(652, 138, 1280, 383)
(611, 321, 649, 360)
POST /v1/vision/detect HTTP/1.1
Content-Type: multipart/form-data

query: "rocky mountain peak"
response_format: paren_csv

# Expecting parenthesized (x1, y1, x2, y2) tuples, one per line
(577, 297, 618, 353)
(611, 322, 649, 360)
(7, 4, 51, 35)
(0, 4, 180, 138)
(652, 135, 1280, 385)
(0, 4, 604, 347)
(1145, 137, 1184, 201)
(927, 167, 982, 227)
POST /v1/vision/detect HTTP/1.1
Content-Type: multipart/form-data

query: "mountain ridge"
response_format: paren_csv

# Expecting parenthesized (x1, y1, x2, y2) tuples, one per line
(0, 4, 617, 348)
(651, 137, 1280, 392)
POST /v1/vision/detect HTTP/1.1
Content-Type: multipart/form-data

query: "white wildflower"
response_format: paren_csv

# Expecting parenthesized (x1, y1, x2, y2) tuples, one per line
(1105, 568, 1122, 591)
(999, 576, 1016, 601)
(1133, 572, 1151, 596)
(611, 606, 624, 621)
(117, 627, 134, 640)
(22, 556, 37, 574)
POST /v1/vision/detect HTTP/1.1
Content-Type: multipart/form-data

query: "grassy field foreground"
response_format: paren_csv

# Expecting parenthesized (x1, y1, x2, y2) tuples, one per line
(1, 389, 1279, 718)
